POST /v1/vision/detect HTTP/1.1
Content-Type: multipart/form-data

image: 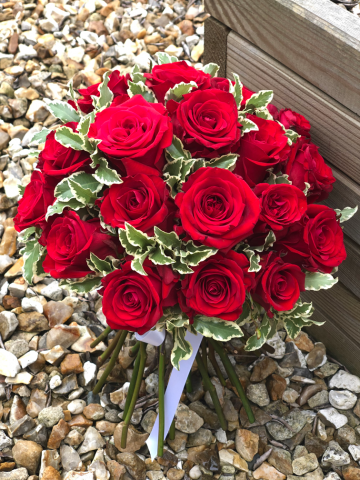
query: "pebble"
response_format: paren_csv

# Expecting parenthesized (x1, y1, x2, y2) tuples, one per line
(0, 348, 20, 377)
(246, 383, 270, 407)
(175, 404, 204, 434)
(329, 389, 357, 410)
(38, 406, 65, 428)
(318, 407, 349, 429)
(322, 440, 351, 467)
(329, 370, 360, 393)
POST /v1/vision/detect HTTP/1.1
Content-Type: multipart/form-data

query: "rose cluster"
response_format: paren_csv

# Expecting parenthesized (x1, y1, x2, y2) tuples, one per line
(15, 59, 347, 337)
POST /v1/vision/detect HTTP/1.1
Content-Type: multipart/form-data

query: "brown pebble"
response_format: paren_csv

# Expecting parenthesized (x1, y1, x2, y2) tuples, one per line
(67, 414, 93, 428)
(8, 33, 18, 54)
(178, 19, 195, 36)
(0, 462, 15, 471)
(47, 419, 70, 449)
(42, 466, 62, 480)
(0, 226, 17, 257)
(2, 295, 21, 310)
(83, 403, 105, 421)
(43, 301, 74, 327)
(267, 374, 287, 401)
(60, 354, 84, 376)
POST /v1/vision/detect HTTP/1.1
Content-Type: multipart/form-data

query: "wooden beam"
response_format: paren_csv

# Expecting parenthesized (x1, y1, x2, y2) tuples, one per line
(203, 16, 230, 78)
(226, 32, 360, 185)
(339, 236, 360, 300)
(205, 0, 360, 116)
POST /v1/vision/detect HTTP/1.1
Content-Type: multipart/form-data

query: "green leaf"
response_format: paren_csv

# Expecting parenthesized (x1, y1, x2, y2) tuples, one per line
(78, 111, 95, 136)
(265, 173, 292, 185)
(253, 230, 276, 252)
(154, 227, 182, 249)
(208, 154, 238, 170)
(149, 245, 175, 265)
(283, 317, 308, 339)
(18, 184, 25, 197)
(23, 240, 43, 284)
(164, 157, 182, 178)
(303, 182, 311, 196)
(97, 71, 114, 109)
(48, 101, 81, 123)
(244, 247, 261, 273)
(254, 108, 273, 120)
(55, 127, 85, 151)
(245, 90, 274, 110)
(171, 327, 193, 370)
(93, 157, 122, 185)
(230, 73, 243, 109)
(131, 249, 153, 276)
(119, 228, 138, 256)
(166, 136, 192, 161)
(31, 128, 50, 144)
(68, 172, 102, 205)
(172, 259, 194, 275)
(60, 276, 102, 293)
(88, 253, 114, 275)
(125, 222, 154, 249)
(193, 316, 243, 341)
(156, 52, 178, 65)
(127, 81, 156, 103)
(164, 81, 197, 102)
(46, 198, 84, 220)
(18, 226, 37, 241)
(240, 118, 259, 135)
(54, 178, 73, 202)
(305, 272, 338, 291)
(192, 158, 206, 172)
(201, 63, 219, 77)
(335, 205, 358, 223)
(236, 300, 252, 326)
(131, 65, 146, 84)
(181, 241, 217, 267)
(285, 128, 300, 144)
(244, 315, 272, 351)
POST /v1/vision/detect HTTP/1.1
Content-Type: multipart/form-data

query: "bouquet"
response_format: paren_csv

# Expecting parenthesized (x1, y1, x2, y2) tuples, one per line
(14, 54, 357, 457)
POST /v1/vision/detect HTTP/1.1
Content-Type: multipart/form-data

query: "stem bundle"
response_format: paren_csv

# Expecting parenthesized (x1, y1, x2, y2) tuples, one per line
(90, 326, 112, 348)
(157, 343, 165, 457)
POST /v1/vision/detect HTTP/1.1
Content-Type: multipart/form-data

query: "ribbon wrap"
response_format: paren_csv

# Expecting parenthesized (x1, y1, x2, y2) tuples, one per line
(135, 329, 203, 459)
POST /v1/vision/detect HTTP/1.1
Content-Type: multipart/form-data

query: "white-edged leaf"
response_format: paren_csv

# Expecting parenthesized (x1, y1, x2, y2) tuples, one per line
(149, 245, 175, 265)
(45, 198, 84, 220)
(171, 327, 193, 370)
(93, 157, 122, 185)
(87, 253, 114, 275)
(208, 154, 238, 170)
(78, 111, 95, 136)
(156, 52, 178, 65)
(60, 276, 102, 293)
(265, 173, 292, 185)
(131, 249, 153, 276)
(335, 206, 358, 223)
(127, 80, 156, 103)
(244, 247, 261, 273)
(154, 227, 182, 250)
(201, 63, 219, 77)
(97, 71, 114, 109)
(230, 73, 243, 109)
(285, 128, 300, 144)
(54, 177, 72, 202)
(303, 182, 311, 196)
(245, 90, 274, 110)
(18, 184, 26, 197)
(68, 172, 102, 205)
(166, 135, 192, 161)
(118, 228, 138, 256)
(244, 315, 272, 351)
(164, 81, 197, 102)
(172, 259, 194, 275)
(305, 272, 338, 291)
(31, 128, 50, 145)
(18, 226, 37, 242)
(131, 64, 146, 84)
(253, 230, 276, 253)
(48, 101, 80, 123)
(240, 118, 259, 135)
(193, 316, 243, 341)
(236, 300, 253, 326)
(55, 127, 85, 151)
(125, 222, 154, 249)
(255, 108, 273, 120)
(22, 240, 43, 284)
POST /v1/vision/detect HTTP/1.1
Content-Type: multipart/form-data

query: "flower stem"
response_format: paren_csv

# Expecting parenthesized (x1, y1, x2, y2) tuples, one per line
(121, 342, 147, 448)
(98, 330, 123, 367)
(208, 342, 226, 387)
(157, 343, 165, 457)
(123, 352, 141, 418)
(209, 338, 255, 424)
(185, 373, 193, 393)
(168, 419, 175, 440)
(93, 330, 128, 395)
(196, 351, 228, 431)
(129, 341, 140, 357)
(90, 326, 112, 348)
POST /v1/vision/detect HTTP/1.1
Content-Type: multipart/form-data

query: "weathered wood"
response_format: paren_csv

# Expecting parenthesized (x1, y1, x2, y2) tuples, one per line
(205, 0, 360, 116)
(340, 236, 360, 300)
(203, 16, 229, 78)
(226, 32, 360, 185)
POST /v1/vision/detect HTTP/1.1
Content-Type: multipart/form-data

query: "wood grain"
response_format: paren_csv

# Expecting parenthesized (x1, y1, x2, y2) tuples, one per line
(205, 0, 360, 116)
(226, 32, 360, 184)
(203, 17, 230, 78)
(340, 236, 360, 299)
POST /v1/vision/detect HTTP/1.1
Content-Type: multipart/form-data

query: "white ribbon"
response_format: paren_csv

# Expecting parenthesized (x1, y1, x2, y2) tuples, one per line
(136, 329, 203, 459)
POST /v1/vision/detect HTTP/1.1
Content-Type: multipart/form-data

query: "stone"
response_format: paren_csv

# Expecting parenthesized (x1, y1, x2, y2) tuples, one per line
(187, 428, 212, 447)
(17, 312, 49, 332)
(141, 410, 157, 434)
(167, 468, 185, 480)
(53, 374, 78, 394)
(268, 447, 293, 475)
(322, 441, 350, 467)
(0, 431, 12, 450)
(64, 472, 95, 480)
(246, 383, 270, 407)
(116, 452, 146, 480)
(251, 357, 278, 382)
(175, 403, 204, 434)
(167, 429, 188, 452)
(292, 453, 319, 475)
(43, 345, 67, 364)
(83, 404, 105, 421)
(96, 420, 116, 436)
(38, 406, 65, 428)
(219, 449, 248, 472)
(304, 433, 328, 458)
(26, 100, 49, 123)
(0, 131, 10, 151)
(21, 297, 44, 314)
(68, 399, 86, 415)
(318, 408, 348, 429)
(26, 388, 48, 418)
(46, 325, 80, 349)
(235, 429, 259, 462)
(77, 426, 105, 454)
(315, 362, 340, 379)
(0, 469, 28, 480)
(18, 350, 38, 369)
(0, 349, 20, 377)
(279, 341, 306, 368)
(64, 430, 84, 447)
(0, 311, 18, 340)
(253, 462, 286, 480)
(308, 390, 329, 409)
(349, 444, 360, 462)
(83, 361, 97, 386)
(189, 466, 201, 480)
(343, 467, 360, 480)
(329, 390, 357, 410)
(12, 440, 43, 475)
(266, 409, 309, 441)
(8, 415, 35, 437)
(61, 354, 84, 375)
(43, 300, 73, 327)
(329, 370, 360, 393)
(60, 444, 82, 472)
(106, 460, 126, 480)
(42, 466, 62, 480)
(47, 419, 70, 449)
(114, 423, 149, 453)
(335, 424, 357, 449)
(23, 424, 48, 448)
(267, 374, 287, 401)
(39, 449, 61, 478)
(282, 388, 300, 403)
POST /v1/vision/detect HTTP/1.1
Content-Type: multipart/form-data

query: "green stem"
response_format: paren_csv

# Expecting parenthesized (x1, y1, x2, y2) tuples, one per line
(196, 351, 227, 431)
(208, 342, 226, 387)
(129, 341, 140, 357)
(209, 338, 255, 424)
(121, 342, 147, 448)
(168, 419, 175, 441)
(90, 326, 112, 348)
(157, 344, 165, 457)
(123, 352, 141, 418)
(98, 330, 123, 366)
(93, 330, 127, 395)
(202, 338, 208, 370)
(185, 373, 193, 393)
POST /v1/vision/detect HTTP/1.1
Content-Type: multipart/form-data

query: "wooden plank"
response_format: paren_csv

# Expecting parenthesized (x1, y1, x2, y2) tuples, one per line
(203, 17, 230, 78)
(340, 236, 360, 300)
(205, 0, 360, 116)
(226, 32, 360, 185)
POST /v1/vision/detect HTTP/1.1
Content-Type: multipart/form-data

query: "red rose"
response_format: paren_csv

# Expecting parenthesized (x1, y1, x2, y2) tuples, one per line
(37, 122, 91, 178)
(40, 210, 121, 279)
(98, 174, 175, 235)
(175, 167, 260, 250)
(88, 95, 173, 176)
(167, 89, 241, 159)
(254, 183, 307, 231)
(179, 251, 254, 321)
(145, 61, 211, 103)
(274, 108, 311, 138)
(304, 205, 346, 274)
(101, 260, 178, 334)
(253, 252, 305, 313)
(14, 171, 55, 232)
(69, 71, 130, 114)
(234, 114, 290, 187)
(285, 138, 335, 203)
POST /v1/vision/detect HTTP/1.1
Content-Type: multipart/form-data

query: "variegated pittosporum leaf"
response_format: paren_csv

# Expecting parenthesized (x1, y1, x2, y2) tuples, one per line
(59, 276, 102, 294)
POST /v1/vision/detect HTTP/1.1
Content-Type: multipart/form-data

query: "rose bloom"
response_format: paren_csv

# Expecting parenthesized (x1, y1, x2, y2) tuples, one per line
(252, 252, 305, 313)
(37, 122, 91, 178)
(234, 114, 290, 187)
(40, 210, 121, 278)
(98, 174, 175, 235)
(175, 167, 260, 250)
(179, 251, 255, 321)
(101, 260, 178, 334)
(145, 61, 211, 103)
(14, 171, 55, 232)
(272, 108, 311, 138)
(88, 95, 173, 176)
(253, 183, 307, 231)
(304, 204, 346, 273)
(68, 71, 130, 114)
(285, 138, 335, 203)
(167, 88, 241, 159)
